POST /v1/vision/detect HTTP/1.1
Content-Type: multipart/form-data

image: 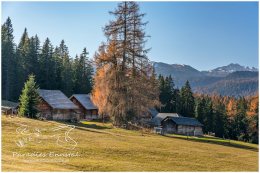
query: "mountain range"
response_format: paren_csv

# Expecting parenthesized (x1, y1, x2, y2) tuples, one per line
(153, 62, 258, 97)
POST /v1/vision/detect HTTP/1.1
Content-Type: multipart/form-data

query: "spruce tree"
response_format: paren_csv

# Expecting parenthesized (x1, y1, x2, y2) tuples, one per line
(79, 48, 93, 93)
(214, 98, 228, 138)
(180, 80, 195, 117)
(39, 38, 55, 89)
(59, 40, 73, 96)
(18, 74, 40, 118)
(28, 36, 40, 79)
(234, 97, 249, 141)
(53, 46, 63, 89)
(1, 17, 16, 101)
(159, 75, 175, 112)
(196, 97, 206, 127)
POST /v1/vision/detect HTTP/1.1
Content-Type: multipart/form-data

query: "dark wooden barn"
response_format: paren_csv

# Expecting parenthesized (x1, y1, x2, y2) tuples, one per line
(37, 89, 79, 120)
(162, 116, 203, 136)
(1, 100, 19, 115)
(70, 94, 98, 120)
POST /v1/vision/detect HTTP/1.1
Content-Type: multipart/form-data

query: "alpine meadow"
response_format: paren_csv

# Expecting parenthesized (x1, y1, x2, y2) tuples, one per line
(1, 1, 259, 172)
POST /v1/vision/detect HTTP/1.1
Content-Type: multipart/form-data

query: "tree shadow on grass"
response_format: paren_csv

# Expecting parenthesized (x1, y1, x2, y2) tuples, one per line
(163, 134, 258, 152)
(60, 121, 112, 130)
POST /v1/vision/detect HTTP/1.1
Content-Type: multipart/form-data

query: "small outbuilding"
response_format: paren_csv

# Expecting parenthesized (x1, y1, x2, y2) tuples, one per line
(1, 100, 19, 115)
(161, 116, 203, 136)
(37, 89, 79, 120)
(70, 94, 99, 120)
(149, 113, 182, 127)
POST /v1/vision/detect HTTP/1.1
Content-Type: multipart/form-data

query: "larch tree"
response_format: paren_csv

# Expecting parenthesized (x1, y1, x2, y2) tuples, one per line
(93, 2, 159, 126)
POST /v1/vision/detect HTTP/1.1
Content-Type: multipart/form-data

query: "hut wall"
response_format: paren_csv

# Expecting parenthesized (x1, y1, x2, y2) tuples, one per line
(71, 97, 98, 120)
(71, 97, 86, 119)
(177, 125, 202, 136)
(162, 120, 177, 133)
(37, 99, 52, 119)
(52, 109, 74, 120)
(194, 126, 203, 136)
(85, 110, 98, 120)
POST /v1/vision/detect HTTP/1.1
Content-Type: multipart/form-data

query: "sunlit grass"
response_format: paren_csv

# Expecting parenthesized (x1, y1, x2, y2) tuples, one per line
(2, 116, 258, 171)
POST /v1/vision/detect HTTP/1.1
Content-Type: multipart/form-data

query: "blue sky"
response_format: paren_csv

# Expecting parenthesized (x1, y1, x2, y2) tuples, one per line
(1, 1, 258, 70)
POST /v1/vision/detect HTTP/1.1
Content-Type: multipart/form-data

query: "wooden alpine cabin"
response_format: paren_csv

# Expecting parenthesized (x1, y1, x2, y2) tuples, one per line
(1, 100, 19, 115)
(70, 94, 98, 120)
(161, 116, 203, 136)
(37, 89, 79, 120)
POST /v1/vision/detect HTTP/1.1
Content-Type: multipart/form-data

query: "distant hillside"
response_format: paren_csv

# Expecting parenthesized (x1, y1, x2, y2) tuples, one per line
(194, 72, 258, 97)
(202, 63, 258, 77)
(153, 62, 258, 97)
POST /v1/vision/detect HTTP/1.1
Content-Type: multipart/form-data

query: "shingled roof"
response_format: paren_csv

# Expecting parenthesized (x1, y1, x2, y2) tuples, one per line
(1, 100, 19, 109)
(150, 113, 182, 126)
(70, 94, 98, 110)
(38, 89, 78, 109)
(164, 116, 203, 126)
(148, 108, 159, 118)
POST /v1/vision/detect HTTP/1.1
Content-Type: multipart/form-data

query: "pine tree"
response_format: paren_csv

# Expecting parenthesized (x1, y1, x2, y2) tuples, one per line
(59, 40, 73, 96)
(204, 97, 214, 133)
(172, 88, 181, 113)
(213, 98, 228, 138)
(159, 75, 175, 112)
(234, 97, 250, 141)
(18, 74, 40, 118)
(52, 46, 63, 89)
(72, 48, 93, 94)
(17, 28, 30, 79)
(195, 95, 214, 133)
(16, 28, 31, 99)
(28, 35, 40, 79)
(196, 97, 206, 127)
(1, 17, 16, 101)
(180, 80, 195, 117)
(38, 38, 55, 89)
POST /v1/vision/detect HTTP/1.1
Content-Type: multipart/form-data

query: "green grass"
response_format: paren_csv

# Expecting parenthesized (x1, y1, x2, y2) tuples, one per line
(165, 134, 258, 151)
(2, 116, 258, 171)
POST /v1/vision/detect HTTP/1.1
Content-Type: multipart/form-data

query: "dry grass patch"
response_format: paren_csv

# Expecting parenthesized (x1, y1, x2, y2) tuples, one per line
(2, 116, 258, 171)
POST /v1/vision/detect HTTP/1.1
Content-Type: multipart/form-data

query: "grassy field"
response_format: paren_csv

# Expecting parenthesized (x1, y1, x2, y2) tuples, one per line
(2, 116, 258, 171)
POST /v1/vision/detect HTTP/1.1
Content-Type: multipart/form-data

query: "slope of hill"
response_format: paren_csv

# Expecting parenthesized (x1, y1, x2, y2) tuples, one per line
(2, 117, 258, 171)
(194, 71, 258, 96)
(153, 62, 258, 96)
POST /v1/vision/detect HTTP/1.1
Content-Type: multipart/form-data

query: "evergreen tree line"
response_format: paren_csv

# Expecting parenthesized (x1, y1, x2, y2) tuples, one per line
(2, 17, 93, 101)
(158, 75, 258, 144)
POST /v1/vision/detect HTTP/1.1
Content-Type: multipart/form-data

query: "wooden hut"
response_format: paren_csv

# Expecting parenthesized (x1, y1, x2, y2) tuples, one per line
(37, 89, 79, 120)
(70, 94, 98, 120)
(1, 100, 19, 115)
(149, 113, 181, 127)
(161, 116, 203, 136)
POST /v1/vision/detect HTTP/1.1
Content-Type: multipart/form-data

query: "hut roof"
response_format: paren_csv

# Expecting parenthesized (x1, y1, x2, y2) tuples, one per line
(164, 116, 203, 127)
(1, 100, 19, 110)
(38, 89, 78, 110)
(150, 113, 182, 126)
(148, 108, 159, 118)
(70, 94, 98, 110)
